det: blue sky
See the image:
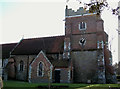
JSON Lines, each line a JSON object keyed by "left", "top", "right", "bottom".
{"left": 0, "top": 0, "right": 119, "bottom": 64}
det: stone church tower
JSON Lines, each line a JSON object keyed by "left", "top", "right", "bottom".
{"left": 63, "top": 6, "right": 112, "bottom": 83}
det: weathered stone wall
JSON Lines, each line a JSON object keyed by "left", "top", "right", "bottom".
{"left": 12, "top": 53, "right": 62, "bottom": 82}
{"left": 14, "top": 55, "right": 28, "bottom": 81}
{"left": 6, "top": 58, "right": 16, "bottom": 79}
{"left": 104, "top": 49, "right": 117, "bottom": 83}
{"left": 30, "top": 52, "right": 52, "bottom": 83}
{"left": 72, "top": 51, "right": 98, "bottom": 83}
{"left": 71, "top": 34, "right": 97, "bottom": 50}
{"left": 63, "top": 38, "right": 71, "bottom": 59}
{"left": 52, "top": 68, "right": 70, "bottom": 83}
{"left": 65, "top": 14, "right": 104, "bottom": 51}
{"left": 14, "top": 55, "right": 36, "bottom": 81}
{"left": 65, "top": 15, "right": 99, "bottom": 36}
{"left": 65, "top": 6, "right": 89, "bottom": 17}
{"left": 0, "top": 59, "right": 2, "bottom": 77}
{"left": 65, "top": 9, "right": 114, "bottom": 83}
{"left": 60, "top": 68, "right": 70, "bottom": 83}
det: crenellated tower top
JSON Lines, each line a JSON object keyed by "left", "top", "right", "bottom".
{"left": 65, "top": 5, "right": 90, "bottom": 17}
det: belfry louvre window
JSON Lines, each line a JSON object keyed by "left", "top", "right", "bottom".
{"left": 20, "top": 61, "right": 24, "bottom": 71}
{"left": 38, "top": 62, "right": 44, "bottom": 77}
{"left": 79, "top": 22, "right": 87, "bottom": 30}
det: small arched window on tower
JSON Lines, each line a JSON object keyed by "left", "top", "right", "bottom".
{"left": 38, "top": 62, "right": 44, "bottom": 77}
{"left": 79, "top": 22, "right": 87, "bottom": 30}
{"left": 20, "top": 60, "right": 24, "bottom": 71}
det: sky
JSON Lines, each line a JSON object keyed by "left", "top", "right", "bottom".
{"left": 0, "top": 0, "right": 119, "bottom": 64}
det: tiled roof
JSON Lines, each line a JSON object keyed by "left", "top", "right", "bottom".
{"left": 0, "top": 43, "right": 17, "bottom": 59}
{"left": 11, "top": 36, "right": 65, "bottom": 55}
{"left": 51, "top": 60, "right": 69, "bottom": 68}
{"left": 47, "top": 55, "right": 69, "bottom": 68}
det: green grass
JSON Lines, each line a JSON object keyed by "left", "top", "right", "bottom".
{"left": 3, "top": 80, "right": 40, "bottom": 87}
{"left": 3, "top": 80, "right": 90, "bottom": 88}
{"left": 3, "top": 80, "right": 120, "bottom": 89}
{"left": 89, "top": 84, "right": 120, "bottom": 87}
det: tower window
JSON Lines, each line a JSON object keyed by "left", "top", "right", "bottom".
{"left": 79, "top": 22, "right": 87, "bottom": 30}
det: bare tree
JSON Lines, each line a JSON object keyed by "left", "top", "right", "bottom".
{"left": 66, "top": 0, "right": 119, "bottom": 15}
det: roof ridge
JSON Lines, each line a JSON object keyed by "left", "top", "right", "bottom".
{"left": 23, "top": 35, "right": 65, "bottom": 40}
{"left": 10, "top": 39, "right": 23, "bottom": 55}
{"left": 11, "top": 35, "right": 64, "bottom": 55}
{"left": 0, "top": 42, "right": 17, "bottom": 45}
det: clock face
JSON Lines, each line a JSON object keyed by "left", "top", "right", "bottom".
{"left": 79, "top": 38, "right": 86, "bottom": 46}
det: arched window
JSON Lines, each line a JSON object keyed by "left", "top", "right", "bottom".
{"left": 79, "top": 22, "right": 87, "bottom": 30}
{"left": 38, "top": 62, "right": 44, "bottom": 77}
{"left": 20, "top": 60, "right": 24, "bottom": 71}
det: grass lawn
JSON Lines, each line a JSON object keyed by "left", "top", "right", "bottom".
{"left": 3, "top": 80, "right": 120, "bottom": 89}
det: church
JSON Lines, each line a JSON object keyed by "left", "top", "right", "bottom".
{"left": 2, "top": 6, "right": 116, "bottom": 84}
